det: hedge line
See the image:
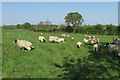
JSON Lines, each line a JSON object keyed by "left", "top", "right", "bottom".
{"left": 2, "top": 24, "right": 120, "bottom": 35}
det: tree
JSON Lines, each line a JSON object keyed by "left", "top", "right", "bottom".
{"left": 64, "top": 12, "right": 84, "bottom": 26}
{"left": 44, "top": 19, "right": 52, "bottom": 25}
{"left": 64, "top": 12, "right": 84, "bottom": 32}
{"left": 117, "top": 25, "right": 120, "bottom": 37}
{"left": 38, "top": 21, "right": 44, "bottom": 25}
{"left": 23, "top": 22, "right": 32, "bottom": 29}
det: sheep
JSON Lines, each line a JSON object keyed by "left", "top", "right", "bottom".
{"left": 49, "top": 36, "right": 58, "bottom": 43}
{"left": 61, "top": 34, "right": 66, "bottom": 37}
{"left": 84, "top": 38, "right": 89, "bottom": 44}
{"left": 39, "top": 36, "right": 46, "bottom": 43}
{"left": 76, "top": 42, "right": 82, "bottom": 48}
{"left": 55, "top": 38, "right": 65, "bottom": 43}
{"left": 66, "top": 35, "right": 70, "bottom": 37}
{"left": 106, "top": 43, "right": 120, "bottom": 56}
{"left": 13, "top": 39, "right": 34, "bottom": 50}
{"left": 85, "top": 35, "right": 88, "bottom": 37}
{"left": 88, "top": 36, "right": 96, "bottom": 41}
{"left": 40, "top": 33, "right": 43, "bottom": 35}
{"left": 93, "top": 43, "right": 101, "bottom": 52}
{"left": 49, "top": 36, "right": 58, "bottom": 39}
{"left": 72, "top": 37, "right": 74, "bottom": 41}
{"left": 113, "top": 38, "right": 120, "bottom": 45}
{"left": 89, "top": 38, "right": 100, "bottom": 45}
{"left": 61, "top": 34, "right": 70, "bottom": 37}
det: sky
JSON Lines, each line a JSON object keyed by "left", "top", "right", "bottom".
{"left": 2, "top": 2, "right": 118, "bottom": 25}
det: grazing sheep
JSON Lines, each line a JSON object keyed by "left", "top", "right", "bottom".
{"left": 113, "top": 38, "right": 120, "bottom": 45}
{"left": 61, "top": 34, "right": 66, "bottom": 37}
{"left": 84, "top": 38, "right": 89, "bottom": 44}
{"left": 85, "top": 35, "right": 88, "bottom": 37}
{"left": 76, "top": 42, "right": 82, "bottom": 48}
{"left": 88, "top": 36, "right": 92, "bottom": 40}
{"left": 13, "top": 39, "right": 34, "bottom": 50}
{"left": 55, "top": 38, "right": 65, "bottom": 43}
{"left": 49, "top": 36, "right": 58, "bottom": 43}
{"left": 66, "top": 35, "right": 70, "bottom": 37}
{"left": 40, "top": 33, "right": 43, "bottom": 35}
{"left": 39, "top": 36, "right": 46, "bottom": 43}
{"left": 61, "top": 34, "right": 70, "bottom": 37}
{"left": 72, "top": 37, "right": 74, "bottom": 40}
{"left": 89, "top": 38, "right": 99, "bottom": 45}
{"left": 88, "top": 36, "right": 96, "bottom": 40}
{"left": 106, "top": 43, "right": 120, "bottom": 56}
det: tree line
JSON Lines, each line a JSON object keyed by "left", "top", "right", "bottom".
{"left": 2, "top": 12, "right": 120, "bottom": 35}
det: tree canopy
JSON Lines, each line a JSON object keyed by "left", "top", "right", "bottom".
{"left": 64, "top": 12, "right": 84, "bottom": 27}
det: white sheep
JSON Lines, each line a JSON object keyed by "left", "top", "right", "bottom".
{"left": 90, "top": 38, "right": 99, "bottom": 45}
{"left": 40, "top": 33, "right": 43, "bottom": 35}
{"left": 49, "top": 36, "right": 58, "bottom": 43}
{"left": 61, "top": 34, "right": 66, "bottom": 37}
{"left": 76, "top": 42, "right": 82, "bottom": 48}
{"left": 66, "top": 35, "right": 70, "bottom": 37}
{"left": 72, "top": 37, "right": 74, "bottom": 40}
{"left": 84, "top": 38, "right": 89, "bottom": 44}
{"left": 55, "top": 38, "right": 65, "bottom": 43}
{"left": 85, "top": 35, "right": 88, "bottom": 37}
{"left": 61, "top": 34, "right": 70, "bottom": 37}
{"left": 39, "top": 36, "right": 46, "bottom": 43}
{"left": 13, "top": 39, "right": 34, "bottom": 50}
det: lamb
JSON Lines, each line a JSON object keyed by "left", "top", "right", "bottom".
{"left": 13, "top": 39, "right": 34, "bottom": 50}
{"left": 39, "top": 36, "right": 46, "bottom": 43}
{"left": 76, "top": 42, "right": 82, "bottom": 48}
{"left": 72, "top": 37, "right": 74, "bottom": 40}
{"left": 40, "top": 33, "right": 43, "bottom": 35}
{"left": 106, "top": 43, "right": 120, "bottom": 56}
{"left": 84, "top": 38, "right": 89, "bottom": 44}
{"left": 93, "top": 43, "right": 101, "bottom": 52}
{"left": 85, "top": 35, "right": 88, "bottom": 37}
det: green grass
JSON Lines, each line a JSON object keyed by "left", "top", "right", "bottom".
{"left": 0, "top": 27, "right": 2, "bottom": 79}
{"left": 2, "top": 29, "right": 120, "bottom": 78}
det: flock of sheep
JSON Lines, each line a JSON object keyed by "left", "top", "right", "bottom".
{"left": 13, "top": 33, "right": 120, "bottom": 57}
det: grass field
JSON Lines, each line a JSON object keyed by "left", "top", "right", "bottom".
{"left": 2, "top": 29, "right": 120, "bottom": 78}
{"left": 0, "top": 28, "right": 2, "bottom": 79}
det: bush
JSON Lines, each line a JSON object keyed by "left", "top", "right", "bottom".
{"left": 65, "top": 26, "right": 73, "bottom": 33}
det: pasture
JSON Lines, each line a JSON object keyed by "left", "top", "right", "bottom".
{"left": 2, "top": 29, "right": 120, "bottom": 78}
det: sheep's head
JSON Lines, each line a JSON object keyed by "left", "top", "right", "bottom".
{"left": 13, "top": 39, "right": 19, "bottom": 43}
{"left": 105, "top": 43, "right": 109, "bottom": 47}
{"left": 113, "top": 38, "right": 118, "bottom": 41}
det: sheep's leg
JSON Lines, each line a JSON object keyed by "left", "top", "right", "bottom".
{"left": 96, "top": 48, "right": 98, "bottom": 52}
{"left": 43, "top": 39, "right": 46, "bottom": 42}
{"left": 77, "top": 45, "right": 80, "bottom": 48}
{"left": 20, "top": 47, "right": 23, "bottom": 50}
